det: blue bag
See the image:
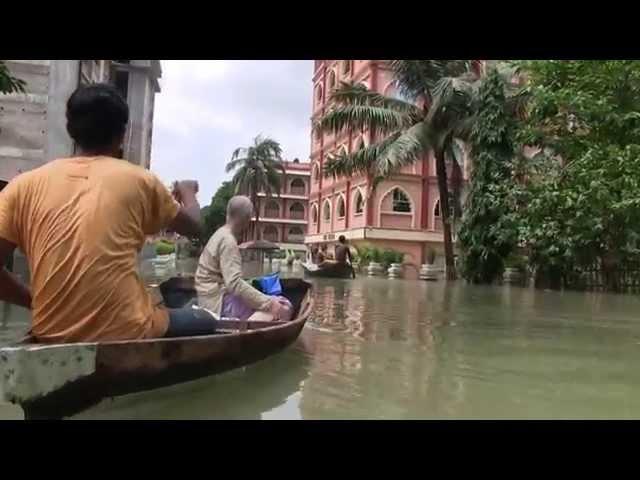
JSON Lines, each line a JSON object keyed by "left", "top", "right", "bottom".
{"left": 258, "top": 272, "right": 282, "bottom": 296}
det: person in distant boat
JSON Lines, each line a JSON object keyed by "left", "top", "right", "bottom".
{"left": 308, "top": 244, "right": 319, "bottom": 264}
{"left": 335, "top": 235, "right": 353, "bottom": 266}
{"left": 0, "top": 83, "right": 211, "bottom": 343}
{"left": 317, "top": 244, "right": 328, "bottom": 267}
{"left": 195, "top": 196, "right": 292, "bottom": 322}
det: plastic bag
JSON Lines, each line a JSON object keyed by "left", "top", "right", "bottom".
{"left": 257, "top": 272, "right": 282, "bottom": 296}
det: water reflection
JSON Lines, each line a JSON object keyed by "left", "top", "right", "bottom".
{"left": 5, "top": 260, "right": 640, "bottom": 419}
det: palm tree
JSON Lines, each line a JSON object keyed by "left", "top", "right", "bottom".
{"left": 316, "top": 60, "right": 524, "bottom": 280}
{"left": 226, "top": 135, "right": 285, "bottom": 240}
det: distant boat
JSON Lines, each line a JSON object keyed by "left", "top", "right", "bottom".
{"left": 302, "top": 262, "right": 355, "bottom": 279}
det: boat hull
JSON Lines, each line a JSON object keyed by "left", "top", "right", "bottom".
{"left": 302, "top": 263, "right": 355, "bottom": 279}
{"left": 0, "top": 278, "right": 312, "bottom": 419}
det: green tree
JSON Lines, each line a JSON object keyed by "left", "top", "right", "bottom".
{"left": 458, "top": 69, "right": 519, "bottom": 283}
{"left": 0, "top": 61, "right": 26, "bottom": 94}
{"left": 225, "top": 135, "right": 285, "bottom": 240}
{"left": 202, "top": 181, "right": 234, "bottom": 241}
{"left": 514, "top": 60, "right": 640, "bottom": 291}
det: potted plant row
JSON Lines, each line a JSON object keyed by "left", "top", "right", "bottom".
{"left": 420, "top": 249, "right": 439, "bottom": 281}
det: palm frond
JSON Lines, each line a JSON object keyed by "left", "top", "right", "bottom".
{"left": 225, "top": 156, "right": 248, "bottom": 173}
{"left": 376, "top": 121, "right": 433, "bottom": 177}
{"left": 329, "top": 82, "right": 422, "bottom": 115}
{"left": 323, "top": 132, "right": 403, "bottom": 179}
{"left": 316, "top": 104, "right": 415, "bottom": 136}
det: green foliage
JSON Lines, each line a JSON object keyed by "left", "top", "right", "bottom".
{"left": 354, "top": 245, "right": 372, "bottom": 265}
{"left": 155, "top": 240, "right": 176, "bottom": 255}
{"left": 226, "top": 135, "right": 285, "bottom": 200}
{"left": 225, "top": 135, "right": 285, "bottom": 240}
{"left": 509, "top": 61, "right": 640, "bottom": 291}
{"left": 370, "top": 247, "right": 383, "bottom": 264}
{"left": 458, "top": 69, "right": 519, "bottom": 284}
{"left": 0, "top": 61, "right": 26, "bottom": 94}
{"left": 202, "top": 181, "right": 234, "bottom": 241}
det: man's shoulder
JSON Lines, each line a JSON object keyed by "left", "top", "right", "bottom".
{"left": 209, "top": 226, "right": 237, "bottom": 248}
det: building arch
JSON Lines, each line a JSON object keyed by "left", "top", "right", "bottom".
{"left": 311, "top": 203, "right": 319, "bottom": 224}
{"left": 289, "top": 201, "right": 305, "bottom": 220}
{"left": 288, "top": 226, "right": 305, "bottom": 242}
{"left": 264, "top": 200, "right": 280, "bottom": 218}
{"left": 341, "top": 60, "right": 351, "bottom": 76}
{"left": 432, "top": 198, "right": 442, "bottom": 231}
{"left": 262, "top": 225, "right": 279, "bottom": 242}
{"left": 353, "top": 187, "right": 365, "bottom": 215}
{"left": 315, "top": 83, "right": 323, "bottom": 104}
{"left": 336, "top": 193, "right": 346, "bottom": 219}
{"left": 290, "top": 178, "right": 306, "bottom": 196}
{"left": 322, "top": 199, "right": 332, "bottom": 223}
{"left": 328, "top": 69, "right": 337, "bottom": 91}
{"left": 312, "top": 162, "right": 320, "bottom": 183}
{"left": 378, "top": 185, "right": 415, "bottom": 228}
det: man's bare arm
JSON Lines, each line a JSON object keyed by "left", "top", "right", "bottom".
{"left": 169, "top": 181, "right": 202, "bottom": 239}
{"left": 0, "top": 237, "right": 31, "bottom": 309}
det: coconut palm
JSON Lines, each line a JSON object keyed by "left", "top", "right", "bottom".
{"left": 316, "top": 60, "right": 525, "bottom": 280}
{"left": 226, "top": 135, "right": 285, "bottom": 240}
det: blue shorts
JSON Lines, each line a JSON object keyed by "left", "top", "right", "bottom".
{"left": 164, "top": 306, "right": 217, "bottom": 337}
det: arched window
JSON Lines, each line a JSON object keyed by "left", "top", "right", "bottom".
{"left": 323, "top": 200, "right": 331, "bottom": 223}
{"left": 336, "top": 195, "right": 346, "bottom": 219}
{"left": 433, "top": 199, "right": 442, "bottom": 231}
{"left": 341, "top": 60, "right": 351, "bottom": 75}
{"left": 355, "top": 136, "right": 365, "bottom": 151}
{"left": 288, "top": 226, "right": 305, "bottom": 242}
{"left": 311, "top": 204, "right": 319, "bottom": 224}
{"left": 328, "top": 70, "right": 337, "bottom": 90}
{"left": 354, "top": 189, "right": 364, "bottom": 214}
{"left": 290, "top": 178, "right": 306, "bottom": 196}
{"left": 315, "top": 84, "right": 323, "bottom": 104}
{"left": 264, "top": 200, "right": 280, "bottom": 218}
{"left": 392, "top": 188, "right": 412, "bottom": 212}
{"left": 312, "top": 163, "right": 320, "bottom": 183}
{"left": 289, "top": 202, "right": 305, "bottom": 220}
{"left": 314, "top": 129, "right": 322, "bottom": 144}
{"left": 262, "top": 226, "right": 278, "bottom": 242}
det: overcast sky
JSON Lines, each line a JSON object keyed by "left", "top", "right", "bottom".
{"left": 150, "top": 60, "right": 313, "bottom": 204}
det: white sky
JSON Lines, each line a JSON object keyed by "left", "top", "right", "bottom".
{"left": 149, "top": 60, "right": 313, "bottom": 205}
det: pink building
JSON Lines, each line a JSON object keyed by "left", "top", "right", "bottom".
{"left": 250, "top": 159, "right": 310, "bottom": 255}
{"left": 305, "top": 60, "right": 470, "bottom": 276}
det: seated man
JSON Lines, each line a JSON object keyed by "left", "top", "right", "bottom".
{"left": 0, "top": 83, "right": 214, "bottom": 343}
{"left": 195, "top": 196, "right": 291, "bottom": 322}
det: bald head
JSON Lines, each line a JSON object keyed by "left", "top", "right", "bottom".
{"left": 227, "top": 195, "right": 254, "bottom": 222}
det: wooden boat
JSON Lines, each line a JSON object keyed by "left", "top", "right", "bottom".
{"left": 0, "top": 277, "right": 312, "bottom": 420}
{"left": 302, "top": 262, "right": 355, "bottom": 279}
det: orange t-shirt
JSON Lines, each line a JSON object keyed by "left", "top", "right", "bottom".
{"left": 0, "top": 156, "right": 180, "bottom": 343}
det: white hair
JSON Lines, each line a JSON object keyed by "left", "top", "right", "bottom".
{"left": 226, "top": 195, "right": 254, "bottom": 221}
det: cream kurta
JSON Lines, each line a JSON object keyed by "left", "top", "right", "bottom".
{"left": 195, "top": 225, "right": 271, "bottom": 315}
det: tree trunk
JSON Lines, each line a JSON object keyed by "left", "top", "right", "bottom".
{"left": 253, "top": 195, "right": 260, "bottom": 241}
{"left": 435, "top": 149, "right": 456, "bottom": 280}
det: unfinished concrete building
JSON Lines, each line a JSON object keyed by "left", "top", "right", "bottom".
{"left": 0, "top": 60, "right": 162, "bottom": 190}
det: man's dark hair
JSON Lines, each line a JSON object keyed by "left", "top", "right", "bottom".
{"left": 66, "top": 83, "right": 129, "bottom": 151}
{"left": 338, "top": 235, "right": 346, "bottom": 243}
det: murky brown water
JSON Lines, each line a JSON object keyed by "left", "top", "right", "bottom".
{"left": 4, "top": 260, "right": 640, "bottom": 419}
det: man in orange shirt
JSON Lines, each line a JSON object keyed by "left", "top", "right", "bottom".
{"left": 0, "top": 83, "right": 215, "bottom": 343}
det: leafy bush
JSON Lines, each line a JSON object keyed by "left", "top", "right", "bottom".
{"left": 370, "top": 247, "right": 383, "bottom": 264}
{"left": 155, "top": 240, "right": 176, "bottom": 255}
{"left": 504, "top": 254, "right": 526, "bottom": 270}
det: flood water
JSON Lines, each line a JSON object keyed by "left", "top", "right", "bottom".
{"left": 4, "top": 261, "right": 640, "bottom": 419}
